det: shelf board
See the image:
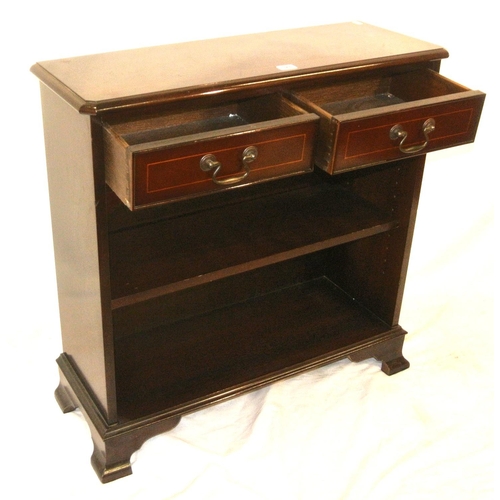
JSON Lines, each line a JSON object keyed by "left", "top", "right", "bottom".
{"left": 114, "top": 276, "right": 393, "bottom": 422}
{"left": 110, "top": 182, "right": 398, "bottom": 308}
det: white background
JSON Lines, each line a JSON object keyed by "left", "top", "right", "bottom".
{"left": 2, "top": 2, "right": 495, "bottom": 498}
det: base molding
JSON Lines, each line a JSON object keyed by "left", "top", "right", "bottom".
{"left": 55, "top": 326, "right": 409, "bottom": 482}
{"left": 348, "top": 329, "right": 410, "bottom": 375}
{"left": 55, "top": 354, "right": 181, "bottom": 483}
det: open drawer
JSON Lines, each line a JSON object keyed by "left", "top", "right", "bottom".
{"left": 289, "top": 69, "right": 485, "bottom": 174}
{"left": 103, "top": 94, "right": 318, "bottom": 209}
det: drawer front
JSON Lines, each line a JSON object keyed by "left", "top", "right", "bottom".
{"left": 103, "top": 93, "right": 319, "bottom": 210}
{"left": 289, "top": 70, "right": 485, "bottom": 174}
{"left": 332, "top": 93, "right": 484, "bottom": 172}
{"left": 131, "top": 119, "right": 317, "bottom": 208}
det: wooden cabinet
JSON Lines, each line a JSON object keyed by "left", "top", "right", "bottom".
{"left": 32, "top": 22, "right": 485, "bottom": 483}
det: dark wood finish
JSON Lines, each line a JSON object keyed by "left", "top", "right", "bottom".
{"left": 108, "top": 179, "right": 398, "bottom": 301}
{"left": 323, "top": 158, "right": 426, "bottom": 326}
{"left": 290, "top": 69, "right": 485, "bottom": 173}
{"left": 55, "top": 354, "right": 181, "bottom": 483}
{"left": 113, "top": 277, "right": 406, "bottom": 421}
{"left": 39, "top": 84, "right": 117, "bottom": 422}
{"left": 103, "top": 95, "right": 318, "bottom": 209}
{"left": 32, "top": 23, "right": 484, "bottom": 482}
{"left": 31, "top": 23, "right": 448, "bottom": 114}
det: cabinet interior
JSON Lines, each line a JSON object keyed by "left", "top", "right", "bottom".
{"left": 107, "top": 159, "right": 417, "bottom": 423}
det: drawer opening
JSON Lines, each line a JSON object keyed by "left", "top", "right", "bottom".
{"left": 106, "top": 93, "right": 310, "bottom": 146}
{"left": 322, "top": 92, "right": 404, "bottom": 115}
{"left": 291, "top": 69, "right": 469, "bottom": 116}
{"left": 121, "top": 113, "right": 247, "bottom": 145}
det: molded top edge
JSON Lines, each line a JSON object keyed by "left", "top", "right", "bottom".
{"left": 31, "top": 22, "right": 448, "bottom": 115}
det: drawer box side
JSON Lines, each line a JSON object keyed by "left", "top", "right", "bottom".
{"left": 103, "top": 124, "right": 134, "bottom": 210}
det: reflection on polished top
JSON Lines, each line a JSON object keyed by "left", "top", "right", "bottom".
{"left": 31, "top": 22, "right": 448, "bottom": 113}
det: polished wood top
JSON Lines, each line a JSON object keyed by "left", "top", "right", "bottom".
{"left": 31, "top": 22, "right": 448, "bottom": 114}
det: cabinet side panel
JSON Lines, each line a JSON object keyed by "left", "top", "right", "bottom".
{"left": 326, "top": 158, "right": 425, "bottom": 326}
{"left": 40, "top": 84, "right": 116, "bottom": 421}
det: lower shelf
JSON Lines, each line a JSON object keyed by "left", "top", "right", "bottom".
{"left": 114, "top": 276, "right": 397, "bottom": 422}
{"left": 56, "top": 312, "right": 408, "bottom": 482}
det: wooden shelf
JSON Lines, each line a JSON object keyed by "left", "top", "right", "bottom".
{"left": 109, "top": 180, "right": 398, "bottom": 307}
{"left": 114, "top": 276, "right": 393, "bottom": 422}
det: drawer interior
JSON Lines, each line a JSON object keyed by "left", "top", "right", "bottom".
{"left": 105, "top": 93, "right": 310, "bottom": 145}
{"left": 291, "top": 69, "right": 470, "bottom": 116}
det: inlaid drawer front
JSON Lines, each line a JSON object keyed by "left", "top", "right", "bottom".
{"left": 289, "top": 69, "right": 485, "bottom": 174}
{"left": 103, "top": 94, "right": 318, "bottom": 210}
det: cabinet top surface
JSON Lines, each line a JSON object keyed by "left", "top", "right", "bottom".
{"left": 31, "top": 22, "right": 447, "bottom": 114}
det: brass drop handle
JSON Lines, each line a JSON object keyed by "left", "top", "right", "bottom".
{"left": 390, "top": 118, "right": 436, "bottom": 154}
{"left": 200, "top": 146, "right": 258, "bottom": 186}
